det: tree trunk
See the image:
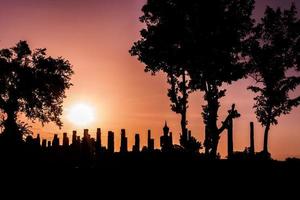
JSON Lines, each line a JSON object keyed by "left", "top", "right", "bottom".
{"left": 263, "top": 122, "right": 271, "bottom": 154}
{"left": 3, "top": 108, "right": 21, "bottom": 143}
{"left": 203, "top": 83, "right": 236, "bottom": 159}
{"left": 181, "top": 71, "right": 188, "bottom": 143}
{"left": 204, "top": 92, "right": 219, "bottom": 158}
{"left": 181, "top": 111, "right": 187, "bottom": 143}
{"left": 210, "top": 132, "right": 220, "bottom": 158}
{"left": 204, "top": 126, "right": 210, "bottom": 155}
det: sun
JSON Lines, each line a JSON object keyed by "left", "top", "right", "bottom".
{"left": 67, "top": 103, "right": 95, "bottom": 127}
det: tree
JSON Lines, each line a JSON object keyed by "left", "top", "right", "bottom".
{"left": 167, "top": 71, "right": 190, "bottom": 146}
{"left": 184, "top": 0, "right": 254, "bottom": 157}
{"left": 130, "top": 0, "right": 254, "bottom": 157}
{"left": 0, "top": 41, "right": 73, "bottom": 144}
{"left": 130, "top": 0, "right": 193, "bottom": 146}
{"left": 248, "top": 4, "right": 300, "bottom": 155}
{"left": 179, "top": 130, "right": 203, "bottom": 154}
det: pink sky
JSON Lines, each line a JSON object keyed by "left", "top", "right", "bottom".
{"left": 0, "top": 0, "right": 300, "bottom": 159}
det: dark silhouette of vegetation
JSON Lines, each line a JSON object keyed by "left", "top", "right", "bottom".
{"left": 185, "top": 0, "right": 254, "bottom": 158}
{"left": 0, "top": 0, "right": 299, "bottom": 170}
{"left": 0, "top": 41, "right": 73, "bottom": 144}
{"left": 130, "top": 0, "right": 193, "bottom": 147}
{"left": 248, "top": 4, "right": 300, "bottom": 155}
{"left": 131, "top": 0, "right": 255, "bottom": 158}
{"left": 179, "top": 131, "right": 202, "bottom": 154}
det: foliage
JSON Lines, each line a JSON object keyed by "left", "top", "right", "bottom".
{"left": 0, "top": 41, "right": 73, "bottom": 141}
{"left": 248, "top": 4, "right": 300, "bottom": 152}
{"left": 184, "top": 0, "right": 254, "bottom": 157}
{"left": 130, "top": 0, "right": 255, "bottom": 157}
{"left": 130, "top": 0, "right": 192, "bottom": 145}
{"left": 179, "top": 134, "right": 203, "bottom": 153}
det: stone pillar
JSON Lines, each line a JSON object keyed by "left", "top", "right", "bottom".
{"left": 108, "top": 131, "right": 114, "bottom": 153}
{"left": 42, "top": 139, "right": 47, "bottom": 149}
{"left": 63, "top": 132, "right": 69, "bottom": 147}
{"left": 84, "top": 129, "right": 89, "bottom": 139}
{"left": 250, "top": 122, "right": 255, "bottom": 155}
{"left": 120, "top": 129, "right": 128, "bottom": 153}
{"left": 133, "top": 133, "right": 140, "bottom": 152}
{"left": 36, "top": 134, "right": 41, "bottom": 146}
{"left": 147, "top": 130, "right": 154, "bottom": 151}
{"left": 72, "top": 131, "right": 77, "bottom": 145}
{"left": 52, "top": 134, "right": 59, "bottom": 148}
{"left": 96, "top": 128, "right": 102, "bottom": 150}
{"left": 227, "top": 118, "right": 233, "bottom": 158}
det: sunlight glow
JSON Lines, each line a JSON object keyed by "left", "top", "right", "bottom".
{"left": 67, "top": 103, "right": 95, "bottom": 127}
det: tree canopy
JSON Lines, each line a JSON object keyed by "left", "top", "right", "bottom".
{"left": 0, "top": 41, "right": 73, "bottom": 143}
{"left": 131, "top": 0, "right": 255, "bottom": 157}
{"left": 130, "top": 0, "right": 193, "bottom": 148}
{"left": 131, "top": 0, "right": 300, "bottom": 158}
{"left": 248, "top": 4, "right": 300, "bottom": 154}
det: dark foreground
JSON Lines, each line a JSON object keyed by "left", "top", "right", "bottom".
{"left": 1, "top": 147, "right": 299, "bottom": 176}
{"left": 0, "top": 148, "right": 299, "bottom": 197}
{"left": 1, "top": 140, "right": 299, "bottom": 186}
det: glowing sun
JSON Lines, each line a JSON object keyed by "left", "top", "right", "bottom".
{"left": 67, "top": 103, "right": 95, "bottom": 126}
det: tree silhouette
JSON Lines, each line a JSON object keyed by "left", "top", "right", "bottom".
{"left": 167, "top": 72, "right": 190, "bottom": 146}
{"left": 130, "top": 0, "right": 254, "bottom": 157}
{"left": 184, "top": 0, "right": 254, "bottom": 157}
{"left": 179, "top": 132, "right": 202, "bottom": 154}
{"left": 0, "top": 41, "right": 73, "bottom": 143}
{"left": 248, "top": 4, "right": 300, "bottom": 155}
{"left": 130, "top": 0, "right": 192, "bottom": 146}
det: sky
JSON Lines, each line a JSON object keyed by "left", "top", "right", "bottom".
{"left": 0, "top": 0, "right": 300, "bottom": 160}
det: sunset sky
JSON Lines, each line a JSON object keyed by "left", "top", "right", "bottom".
{"left": 1, "top": 0, "right": 300, "bottom": 159}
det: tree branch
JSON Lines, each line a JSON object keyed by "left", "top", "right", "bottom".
{"left": 218, "top": 104, "right": 240, "bottom": 135}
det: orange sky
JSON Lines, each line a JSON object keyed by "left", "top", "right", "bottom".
{"left": 0, "top": 0, "right": 300, "bottom": 159}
